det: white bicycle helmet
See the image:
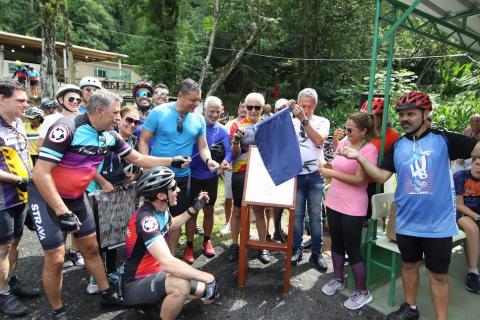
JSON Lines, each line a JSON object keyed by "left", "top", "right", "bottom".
{"left": 55, "top": 84, "right": 82, "bottom": 99}
{"left": 79, "top": 77, "right": 102, "bottom": 89}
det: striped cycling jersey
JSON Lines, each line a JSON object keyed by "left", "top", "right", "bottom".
{"left": 38, "top": 113, "right": 132, "bottom": 199}
{"left": 124, "top": 202, "right": 172, "bottom": 282}
{"left": 0, "top": 117, "right": 31, "bottom": 209}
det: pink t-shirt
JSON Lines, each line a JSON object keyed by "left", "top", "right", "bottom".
{"left": 324, "top": 139, "right": 378, "bottom": 217}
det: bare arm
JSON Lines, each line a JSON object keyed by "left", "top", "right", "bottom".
{"left": 148, "top": 236, "right": 214, "bottom": 283}
{"left": 319, "top": 163, "right": 367, "bottom": 186}
{"left": 0, "top": 170, "right": 23, "bottom": 184}
{"left": 138, "top": 128, "right": 154, "bottom": 155}
{"left": 36, "top": 137, "right": 45, "bottom": 152}
{"left": 303, "top": 121, "right": 327, "bottom": 146}
{"left": 92, "top": 172, "right": 114, "bottom": 193}
{"left": 124, "top": 149, "right": 174, "bottom": 169}
{"left": 456, "top": 195, "right": 480, "bottom": 219}
{"left": 340, "top": 146, "right": 393, "bottom": 184}
{"left": 32, "top": 160, "right": 69, "bottom": 215}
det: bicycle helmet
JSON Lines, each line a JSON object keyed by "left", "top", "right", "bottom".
{"left": 40, "top": 100, "right": 58, "bottom": 110}
{"left": 137, "top": 166, "right": 175, "bottom": 198}
{"left": 395, "top": 92, "right": 432, "bottom": 111}
{"left": 133, "top": 81, "right": 153, "bottom": 97}
{"left": 210, "top": 143, "right": 225, "bottom": 163}
{"left": 25, "top": 107, "right": 43, "bottom": 119}
{"left": 15, "top": 60, "right": 22, "bottom": 67}
{"left": 79, "top": 77, "right": 102, "bottom": 89}
{"left": 55, "top": 84, "right": 82, "bottom": 100}
{"left": 360, "top": 98, "right": 384, "bottom": 115}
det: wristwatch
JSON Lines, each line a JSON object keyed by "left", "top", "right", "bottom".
{"left": 301, "top": 119, "right": 309, "bottom": 126}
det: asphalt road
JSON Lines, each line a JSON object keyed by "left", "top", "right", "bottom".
{"left": 2, "top": 228, "right": 385, "bottom": 320}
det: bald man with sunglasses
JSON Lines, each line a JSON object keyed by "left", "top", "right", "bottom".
{"left": 139, "top": 79, "right": 219, "bottom": 256}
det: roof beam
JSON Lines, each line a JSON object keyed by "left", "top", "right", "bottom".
{"left": 442, "top": 9, "right": 480, "bottom": 21}
{"left": 380, "top": 0, "right": 422, "bottom": 44}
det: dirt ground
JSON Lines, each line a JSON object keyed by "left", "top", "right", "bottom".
{"left": 1, "top": 221, "right": 385, "bottom": 320}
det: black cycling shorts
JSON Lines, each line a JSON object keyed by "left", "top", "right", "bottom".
{"left": 396, "top": 233, "right": 452, "bottom": 274}
{"left": 231, "top": 172, "right": 246, "bottom": 208}
{"left": 190, "top": 176, "right": 218, "bottom": 206}
{"left": 169, "top": 175, "right": 191, "bottom": 217}
{"left": 0, "top": 204, "right": 26, "bottom": 245}
{"left": 27, "top": 183, "right": 97, "bottom": 250}
{"left": 123, "top": 272, "right": 167, "bottom": 306}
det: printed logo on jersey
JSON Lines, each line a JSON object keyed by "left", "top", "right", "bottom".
{"left": 48, "top": 125, "right": 69, "bottom": 143}
{"left": 403, "top": 144, "right": 433, "bottom": 194}
{"left": 141, "top": 216, "right": 159, "bottom": 233}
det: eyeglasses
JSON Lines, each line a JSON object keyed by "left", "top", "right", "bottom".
{"left": 300, "top": 125, "right": 306, "bottom": 139}
{"left": 136, "top": 91, "right": 153, "bottom": 98}
{"left": 84, "top": 87, "right": 98, "bottom": 93}
{"left": 177, "top": 116, "right": 183, "bottom": 133}
{"left": 246, "top": 105, "right": 262, "bottom": 111}
{"left": 155, "top": 91, "right": 169, "bottom": 98}
{"left": 67, "top": 97, "right": 82, "bottom": 104}
{"left": 124, "top": 116, "right": 140, "bottom": 126}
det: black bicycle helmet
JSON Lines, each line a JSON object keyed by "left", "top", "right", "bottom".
{"left": 210, "top": 143, "right": 225, "bottom": 163}
{"left": 40, "top": 100, "right": 58, "bottom": 110}
{"left": 137, "top": 166, "right": 175, "bottom": 198}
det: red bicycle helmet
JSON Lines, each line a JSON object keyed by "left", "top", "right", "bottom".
{"left": 132, "top": 81, "right": 153, "bottom": 97}
{"left": 395, "top": 92, "right": 432, "bottom": 111}
{"left": 360, "top": 98, "right": 384, "bottom": 115}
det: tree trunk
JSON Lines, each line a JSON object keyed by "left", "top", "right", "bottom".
{"left": 198, "top": 0, "right": 220, "bottom": 92}
{"left": 61, "top": 3, "right": 75, "bottom": 83}
{"left": 206, "top": 23, "right": 264, "bottom": 97}
{"left": 39, "top": 0, "right": 59, "bottom": 99}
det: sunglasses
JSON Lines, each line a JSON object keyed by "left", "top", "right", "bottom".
{"left": 177, "top": 116, "right": 183, "bottom": 133}
{"left": 84, "top": 87, "right": 98, "bottom": 93}
{"left": 155, "top": 91, "right": 169, "bottom": 98}
{"left": 343, "top": 126, "right": 357, "bottom": 134}
{"left": 67, "top": 97, "right": 82, "bottom": 104}
{"left": 136, "top": 91, "right": 153, "bottom": 98}
{"left": 246, "top": 105, "right": 262, "bottom": 111}
{"left": 124, "top": 116, "right": 140, "bottom": 126}
{"left": 300, "top": 124, "right": 306, "bottom": 139}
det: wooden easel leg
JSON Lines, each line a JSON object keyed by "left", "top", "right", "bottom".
{"left": 283, "top": 208, "right": 295, "bottom": 293}
{"left": 238, "top": 205, "right": 249, "bottom": 288}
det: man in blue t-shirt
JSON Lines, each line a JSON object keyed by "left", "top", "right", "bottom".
{"left": 453, "top": 157, "right": 480, "bottom": 294}
{"left": 184, "top": 96, "right": 231, "bottom": 264}
{"left": 139, "top": 78, "right": 220, "bottom": 255}
{"left": 342, "top": 92, "right": 479, "bottom": 320}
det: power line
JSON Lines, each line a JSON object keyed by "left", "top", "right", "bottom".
{"left": 63, "top": 17, "right": 470, "bottom": 62}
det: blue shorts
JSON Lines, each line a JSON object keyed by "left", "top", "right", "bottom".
{"left": 28, "top": 184, "right": 97, "bottom": 250}
{"left": 0, "top": 204, "right": 27, "bottom": 245}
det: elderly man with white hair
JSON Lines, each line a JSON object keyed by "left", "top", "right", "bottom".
{"left": 290, "top": 88, "right": 330, "bottom": 271}
{"left": 184, "top": 96, "right": 232, "bottom": 264}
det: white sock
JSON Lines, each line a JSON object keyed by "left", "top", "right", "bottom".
{"left": 409, "top": 304, "right": 417, "bottom": 309}
{"left": 468, "top": 268, "right": 479, "bottom": 275}
{"left": 0, "top": 286, "right": 10, "bottom": 295}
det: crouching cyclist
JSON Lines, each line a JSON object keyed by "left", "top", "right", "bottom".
{"left": 123, "top": 166, "right": 219, "bottom": 320}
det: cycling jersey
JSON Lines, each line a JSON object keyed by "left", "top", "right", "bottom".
{"left": 38, "top": 113, "right": 132, "bottom": 199}
{"left": 453, "top": 169, "right": 480, "bottom": 213}
{"left": 0, "top": 117, "right": 31, "bottom": 210}
{"left": 381, "top": 129, "right": 476, "bottom": 238}
{"left": 124, "top": 202, "right": 172, "bottom": 282}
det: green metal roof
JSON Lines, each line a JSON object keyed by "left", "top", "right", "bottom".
{"left": 385, "top": 0, "right": 480, "bottom": 55}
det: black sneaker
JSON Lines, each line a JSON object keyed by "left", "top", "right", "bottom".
{"left": 100, "top": 290, "right": 124, "bottom": 308}
{"left": 228, "top": 243, "right": 240, "bottom": 262}
{"left": 0, "top": 293, "right": 28, "bottom": 317}
{"left": 9, "top": 276, "right": 41, "bottom": 298}
{"left": 465, "top": 272, "right": 480, "bottom": 293}
{"left": 51, "top": 310, "right": 68, "bottom": 320}
{"left": 273, "top": 230, "right": 287, "bottom": 243}
{"left": 291, "top": 249, "right": 303, "bottom": 265}
{"left": 386, "top": 303, "right": 419, "bottom": 320}
{"left": 309, "top": 253, "right": 328, "bottom": 272}
{"left": 258, "top": 250, "right": 271, "bottom": 264}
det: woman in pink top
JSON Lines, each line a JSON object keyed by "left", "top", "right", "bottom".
{"left": 318, "top": 112, "right": 378, "bottom": 310}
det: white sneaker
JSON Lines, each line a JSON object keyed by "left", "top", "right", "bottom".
{"left": 220, "top": 223, "right": 231, "bottom": 235}
{"left": 86, "top": 275, "right": 99, "bottom": 295}
{"left": 73, "top": 251, "right": 85, "bottom": 267}
{"left": 343, "top": 290, "right": 373, "bottom": 310}
{"left": 321, "top": 278, "right": 345, "bottom": 296}
{"left": 63, "top": 251, "right": 74, "bottom": 269}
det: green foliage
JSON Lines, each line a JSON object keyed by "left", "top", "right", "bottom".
{"left": 319, "top": 105, "right": 358, "bottom": 134}
{"left": 431, "top": 93, "right": 480, "bottom": 133}
{"left": 439, "top": 62, "right": 479, "bottom": 99}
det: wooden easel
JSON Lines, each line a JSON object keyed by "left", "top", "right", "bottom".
{"left": 237, "top": 146, "right": 296, "bottom": 293}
